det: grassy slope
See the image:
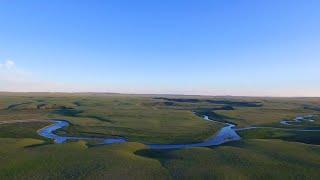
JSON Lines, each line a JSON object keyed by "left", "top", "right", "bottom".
{"left": 1, "top": 138, "right": 319, "bottom": 179}
{"left": 0, "top": 138, "right": 170, "bottom": 180}
{"left": 138, "top": 139, "right": 320, "bottom": 179}
{"left": 0, "top": 121, "right": 50, "bottom": 140}
{"left": 238, "top": 128, "right": 320, "bottom": 145}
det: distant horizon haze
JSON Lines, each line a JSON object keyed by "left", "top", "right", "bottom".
{"left": 0, "top": 90, "right": 319, "bottom": 98}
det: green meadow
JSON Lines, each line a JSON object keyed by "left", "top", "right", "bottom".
{"left": 1, "top": 92, "right": 320, "bottom": 179}
{"left": 1, "top": 138, "right": 320, "bottom": 180}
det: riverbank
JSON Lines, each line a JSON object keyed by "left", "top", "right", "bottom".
{"left": 37, "top": 114, "right": 320, "bottom": 149}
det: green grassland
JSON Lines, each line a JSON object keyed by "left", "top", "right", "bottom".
{"left": 0, "top": 93, "right": 224, "bottom": 143}
{"left": 138, "top": 139, "right": 320, "bottom": 179}
{"left": 0, "top": 138, "right": 170, "bottom": 180}
{"left": 215, "top": 97, "right": 320, "bottom": 127}
{"left": 1, "top": 92, "right": 320, "bottom": 179}
{"left": 0, "top": 138, "right": 319, "bottom": 179}
{"left": 0, "top": 121, "right": 50, "bottom": 140}
{"left": 238, "top": 128, "right": 320, "bottom": 145}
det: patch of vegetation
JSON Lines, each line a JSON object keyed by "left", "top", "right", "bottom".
{"left": 238, "top": 128, "right": 320, "bottom": 145}
{"left": 53, "top": 108, "right": 83, "bottom": 117}
{"left": 154, "top": 97, "right": 201, "bottom": 103}
{"left": 205, "top": 100, "right": 263, "bottom": 107}
{"left": 6, "top": 102, "right": 33, "bottom": 110}
{"left": 194, "top": 108, "right": 236, "bottom": 124}
{"left": 304, "top": 105, "right": 320, "bottom": 111}
{"left": 154, "top": 97, "right": 263, "bottom": 107}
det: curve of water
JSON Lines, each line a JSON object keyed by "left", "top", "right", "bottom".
{"left": 36, "top": 114, "right": 319, "bottom": 149}
{"left": 280, "top": 115, "right": 315, "bottom": 125}
{"left": 37, "top": 115, "right": 242, "bottom": 149}
{"left": 148, "top": 123, "right": 241, "bottom": 149}
{"left": 37, "top": 120, "right": 126, "bottom": 144}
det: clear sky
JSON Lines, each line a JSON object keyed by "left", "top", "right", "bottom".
{"left": 0, "top": 0, "right": 320, "bottom": 96}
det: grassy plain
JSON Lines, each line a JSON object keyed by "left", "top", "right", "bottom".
{"left": 1, "top": 92, "right": 320, "bottom": 179}
{"left": 0, "top": 138, "right": 320, "bottom": 179}
{"left": 238, "top": 128, "right": 320, "bottom": 145}
{"left": 0, "top": 93, "right": 223, "bottom": 143}
{"left": 0, "top": 121, "right": 50, "bottom": 140}
{"left": 0, "top": 138, "right": 169, "bottom": 180}
{"left": 138, "top": 139, "right": 320, "bottom": 179}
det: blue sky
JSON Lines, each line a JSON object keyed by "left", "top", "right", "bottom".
{"left": 0, "top": 0, "right": 319, "bottom": 96}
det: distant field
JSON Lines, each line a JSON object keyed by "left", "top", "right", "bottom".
{"left": 0, "top": 93, "right": 224, "bottom": 143}
{"left": 1, "top": 92, "right": 320, "bottom": 179}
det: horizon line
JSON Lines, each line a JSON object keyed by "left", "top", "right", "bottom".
{"left": 1, "top": 91, "right": 319, "bottom": 98}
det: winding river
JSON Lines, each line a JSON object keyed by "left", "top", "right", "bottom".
{"left": 34, "top": 114, "right": 318, "bottom": 149}
{"left": 37, "top": 120, "right": 126, "bottom": 144}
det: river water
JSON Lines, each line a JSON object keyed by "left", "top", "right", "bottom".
{"left": 37, "top": 114, "right": 318, "bottom": 149}
{"left": 37, "top": 115, "right": 242, "bottom": 149}
{"left": 37, "top": 120, "right": 126, "bottom": 144}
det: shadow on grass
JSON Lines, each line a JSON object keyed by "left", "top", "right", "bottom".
{"left": 52, "top": 108, "right": 114, "bottom": 123}
{"left": 24, "top": 140, "right": 53, "bottom": 148}
{"left": 154, "top": 97, "right": 263, "bottom": 107}
{"left": 194, "top": 108, "right": 238, "bottom": 125}
{"left": 239, "top": 128, "right": 320, "bottom": 145}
